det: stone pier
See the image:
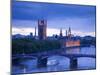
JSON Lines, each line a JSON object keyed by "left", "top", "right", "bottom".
{"left": 70, "top": 58, "right": 78, "bottom": 69}
{"left": 37, "top": 56, "right": 47, "bottom": 68}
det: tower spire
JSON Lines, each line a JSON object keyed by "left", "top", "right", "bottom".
{"left": 60, "top": 28, "right": 63, "bottom": 37}
{"left": 66, "top": 29, "right": 67, "bottom": 37}
{"left": 35, "top": 26, "right": 36, "bottom": 37}
{"left": 68, "top": 27, "right": 71, "bottom": 39}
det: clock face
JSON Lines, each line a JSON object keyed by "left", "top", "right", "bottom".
{"left": 39, "top": 20, "right": 45, "bottom": 25}
{"left": 41, "top": 20, "right": 44, "bottom": 24}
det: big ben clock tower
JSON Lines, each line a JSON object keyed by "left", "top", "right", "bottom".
{"left": 38, "top": 20, "right": 47, "bottom": 40}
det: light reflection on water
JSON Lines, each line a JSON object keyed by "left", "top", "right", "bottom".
{"left": 12, "top": 46, "right": 96, "bottom": 74}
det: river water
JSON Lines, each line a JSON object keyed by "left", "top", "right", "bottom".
{"left": 12, "top": 46, "right": 96, "bottom": 74}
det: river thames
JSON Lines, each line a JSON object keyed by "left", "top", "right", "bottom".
{"left": 12, "top": 46, "right": 96, "bottom": 74}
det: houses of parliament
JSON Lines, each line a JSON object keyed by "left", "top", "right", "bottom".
{"left": 37, "top": 19, "right": 80, "bottom": 48}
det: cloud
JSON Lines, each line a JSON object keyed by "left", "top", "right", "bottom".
{"left": 12, "top": 27, "right": 95, "bottom": 37}
{"left": 12, "top": 1, "right": 96, "bottom": 20}
{"left": 12, "top": 1, "right": 96, "bottom": 34}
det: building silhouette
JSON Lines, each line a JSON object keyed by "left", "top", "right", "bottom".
{"left": 60, "top": 28, "right": 63, "bottom": 38}
{"left": 66, "top": 29, "right": 68, "bottom": 37}
{"left": 38, "top": 20, "right": 47, "bottom": 40}
{"left": 60, "top": 27, "right": 80, "bottom": 48}
{"left": 30, "top": 32, "right": 33, "bottom": 37}
{"left": 68, "top": 27, "right": 71, "bottom": 39}
{"left": 34, "top": 26, "right": 36, "bottom": 37}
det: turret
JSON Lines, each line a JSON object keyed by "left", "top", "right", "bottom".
{"left": 60, "top": 28, "right": 63, "bottom": 37}
{"left": 68, "top": 27, "right": 71, "bottom": 39}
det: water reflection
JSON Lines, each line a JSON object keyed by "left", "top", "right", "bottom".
{"left": 12, "top": 46, "right": 96, "bottom": 74}
{"left": 65, "top": 47, "right": 80, "bottom": 54}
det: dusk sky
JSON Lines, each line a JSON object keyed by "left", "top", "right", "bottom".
{"left": 12, "top": 1, "right": 96, "bottom": 36}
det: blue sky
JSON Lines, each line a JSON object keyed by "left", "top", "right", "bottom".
{"left": 12, "top": 1, "right": 96, "bottom": 36}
